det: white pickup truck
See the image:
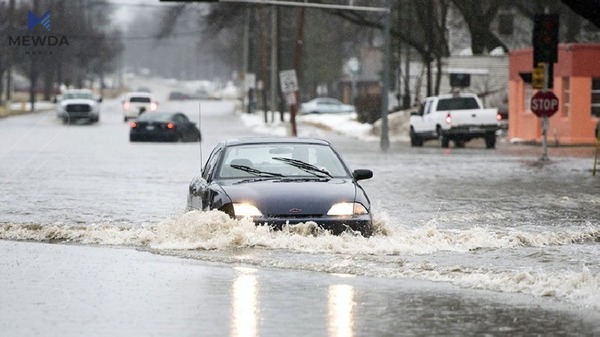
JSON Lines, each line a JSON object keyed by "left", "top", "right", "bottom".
{"left": 409, "top": 93, "right": 500, "bottom": 148}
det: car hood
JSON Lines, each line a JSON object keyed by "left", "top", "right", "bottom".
{"left": 61, "top": 99, "right": 96, "bottom": 106}
{"left": 219, "top": 178, "right": 358, "bottom": 215}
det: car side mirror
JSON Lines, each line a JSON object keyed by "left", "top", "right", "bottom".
{"left": 353, "top": 169, "right": 373, "bottom": 181}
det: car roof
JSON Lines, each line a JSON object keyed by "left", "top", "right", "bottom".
{"left": 126, "top": 92, "right": 154, "bottom": 97}
{"left": 435, "top": 93, "right": 478, "bottom": 99}
{"left": 219, "top": 137, "right": 331, "bottom": 147}
{"left": 312, "top": 97, "right": 339, "bottom": 102}
{"left": 136, "top": 111, "right": 180, "bottom": 119}
{"left": 63, "top": 89, "right": 93, "bottom": 93}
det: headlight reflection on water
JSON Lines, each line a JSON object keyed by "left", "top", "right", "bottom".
{"left": 231, "top": 267, "right": 357, "bottom": 337}
{"left": 328, "top": 284, "right": 356, "bottom": 337}
{"left": 232, "top": 267, "right": 259, "bottom": 337}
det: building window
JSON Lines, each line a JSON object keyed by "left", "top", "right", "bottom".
{"left": 562, "top": 77, "right": 570, "bottom": 117}
{"left": 592, "top": 78, "right": 600, "bottom": 117}
{"left": 524, "top": 85, "right": 532, "bottom": 113}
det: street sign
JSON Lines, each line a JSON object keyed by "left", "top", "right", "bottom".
{"left": 279, "top": 69, "right": 298, "bottom": 93}
{"left": 531, "top": 91, "right": 559, "bottom": 117}
{"left": 532, "top": 64, "right": 544, "bottom": 89}
{"left": 244, "top": 73, "right": 256, "bottom": 90}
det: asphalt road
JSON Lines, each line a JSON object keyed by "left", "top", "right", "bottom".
{"left": 1, "top": 80, "right": 599, "bottom": 336}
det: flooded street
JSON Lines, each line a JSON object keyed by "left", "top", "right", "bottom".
{"left": 1, "top": 82, "right": 599, "bottom": 336}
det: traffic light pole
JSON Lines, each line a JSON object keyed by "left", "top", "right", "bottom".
{"left": 541, "top": 62, "right": 549, "bottom": 162}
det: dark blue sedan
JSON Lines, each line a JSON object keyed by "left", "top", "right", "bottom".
{"left": 187, "top": 137, "right": 374, "bottom": 236}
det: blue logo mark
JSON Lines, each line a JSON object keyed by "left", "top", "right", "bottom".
{"left": 28, "top": 11, "right": 51, "bottom": 32}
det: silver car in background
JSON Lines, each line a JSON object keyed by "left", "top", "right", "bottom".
{"left": 299, "top": 97, "right": 356, "bottom": 114}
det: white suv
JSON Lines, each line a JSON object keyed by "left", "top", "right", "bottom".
{"left": 122, "top": 92, "right": 158, "bottom": 122}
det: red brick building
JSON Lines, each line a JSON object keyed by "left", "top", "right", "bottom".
{"left": 509, "top": 43, "right": 600, "bottom": 145}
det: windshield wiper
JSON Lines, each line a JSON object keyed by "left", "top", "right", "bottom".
{"left": 233, "top": 177, "right": 281, "bottom": 185}
{"left": 272, "top": 157, "right": 333, "bottom": 178}
{"left": 230, "top": 164, "right": 284, "bottom": 177}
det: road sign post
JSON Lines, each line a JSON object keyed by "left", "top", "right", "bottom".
{"left": 531, "top": 13, "right": 559, "bottom": 161}
{"left": 530, "top": 82, "right": 559, "bottom": 161}
{"left": 279, "top": 69, "right": 299, "bottom": 136}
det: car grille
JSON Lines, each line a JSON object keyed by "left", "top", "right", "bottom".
{"left": 66, "top": 104, "right": 91, "bottom": 113}
{"left": 266, "top": 214, "right": 323, "bottom": 219}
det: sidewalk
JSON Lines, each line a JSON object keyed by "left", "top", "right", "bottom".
{"left": 0, "top": 101, "right": 55, "bottom": 118}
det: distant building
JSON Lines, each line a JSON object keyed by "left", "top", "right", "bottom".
{"left": 509, "top": 43, "right": 600, "bottom": 145}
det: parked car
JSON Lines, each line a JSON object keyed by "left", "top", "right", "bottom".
{"left": 122, "top": 92, "right": 158, "bottom": 122}
{"left": 187, "top": 137, "right": 374, "bottom": 236}
{"left": 299, "top": 98, "right": 356, "bottom": 114}
{"left": 55, "top": 89, "right": 102, "bottom": 124}
{"left": 129, "top": 112, "right": 201, "bottom": 142}
{"left": 168, "top": 91, "right": 190, "bottom": 100}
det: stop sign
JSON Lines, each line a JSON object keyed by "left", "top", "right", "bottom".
{"left": 530, "top": 91, "right": 559, "bottom": 117}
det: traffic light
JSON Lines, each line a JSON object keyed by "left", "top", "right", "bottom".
{"left": 533, "top": 14, "right": 559, "bottom": 66}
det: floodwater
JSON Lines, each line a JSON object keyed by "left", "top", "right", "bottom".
{"left": 1, "top": 80, "right": 599, "bottom": 336}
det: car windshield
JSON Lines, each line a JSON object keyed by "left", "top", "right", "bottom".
{"left": 218, "top": 143, "right": 349, "bottom": 179}
{"left": 318, "top": 98, "right": 341, "bottom": 105}
{"left": 129, "top": 96, "right": 151, "bottom": 103}
{"left": 136, "top": 112, "right": 172, "bottom": 122}
{"left": 63, "top": 92, "right": 94, "bottom": 100}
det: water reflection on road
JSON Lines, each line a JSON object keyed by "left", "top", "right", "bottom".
{"left": 232, "top": 267, "right": 259, "bottom": 337}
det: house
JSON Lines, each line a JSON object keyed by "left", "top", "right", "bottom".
{"left": 509, "top": 43, "right": 600, "bottom": 145}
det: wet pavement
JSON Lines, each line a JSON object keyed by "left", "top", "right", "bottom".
{"left": 1, "top": 81, "right": 599, "bottom": 336}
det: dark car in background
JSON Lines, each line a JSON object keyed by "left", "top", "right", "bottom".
{"left": 187, "top": 137, "right": 374, "bottom": 236}
{"left": 129, "top": 112, "right": 201, "bottom": 142}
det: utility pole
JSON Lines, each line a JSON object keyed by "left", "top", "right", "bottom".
{"left": 380, "top": 0, "right": 390, "bottom": 151}
{"left": 270, "top": 6, "right": 278, "bottom": 122}
{"left": 6, "top": 0, "right": 16, "bottom": 103}
{"left": 162, "top": 0, "right": 390, "bottom": 149}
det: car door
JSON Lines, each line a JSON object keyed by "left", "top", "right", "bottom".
{"left": 412, "top": 99, "right": 433, "bottom": 133}
{"left": 174, "top": 114, "right": 195, "bottom": 141}
{"left": 188, "top": 145, "right": 222, "bottom": 210}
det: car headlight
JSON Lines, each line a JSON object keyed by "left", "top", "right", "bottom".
{"left": 232, "top": 203, "right": 263, "bottom": 218}
{"left": 327, "top": 202, "right": 368, "bottom": 216}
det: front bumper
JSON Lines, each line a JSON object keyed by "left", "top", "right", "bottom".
{"left": 65, "top": 112, "right": 97, "bottom": 119}
{"left": 252, "top": 215, "right": 373, "bottom": 236}
{"left": 444, "top": 125, "right": 498, "bottom": 136}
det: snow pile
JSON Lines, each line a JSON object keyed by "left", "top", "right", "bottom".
{"left": 239, "top": 109, "right": 413, "bottom": 141}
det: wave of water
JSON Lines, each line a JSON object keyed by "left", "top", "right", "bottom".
{"left": 1, "top": 210, "right": 599, "bottom": 311}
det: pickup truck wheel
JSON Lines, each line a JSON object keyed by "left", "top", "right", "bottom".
{"left": 441, "top": 135, "right": 450, "bottom": 148}
{"left": 485, "top": 133, "right": 496, "bottom": 149}
{"left": 410, "top": 128, "right": 423, "bottom": 147}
